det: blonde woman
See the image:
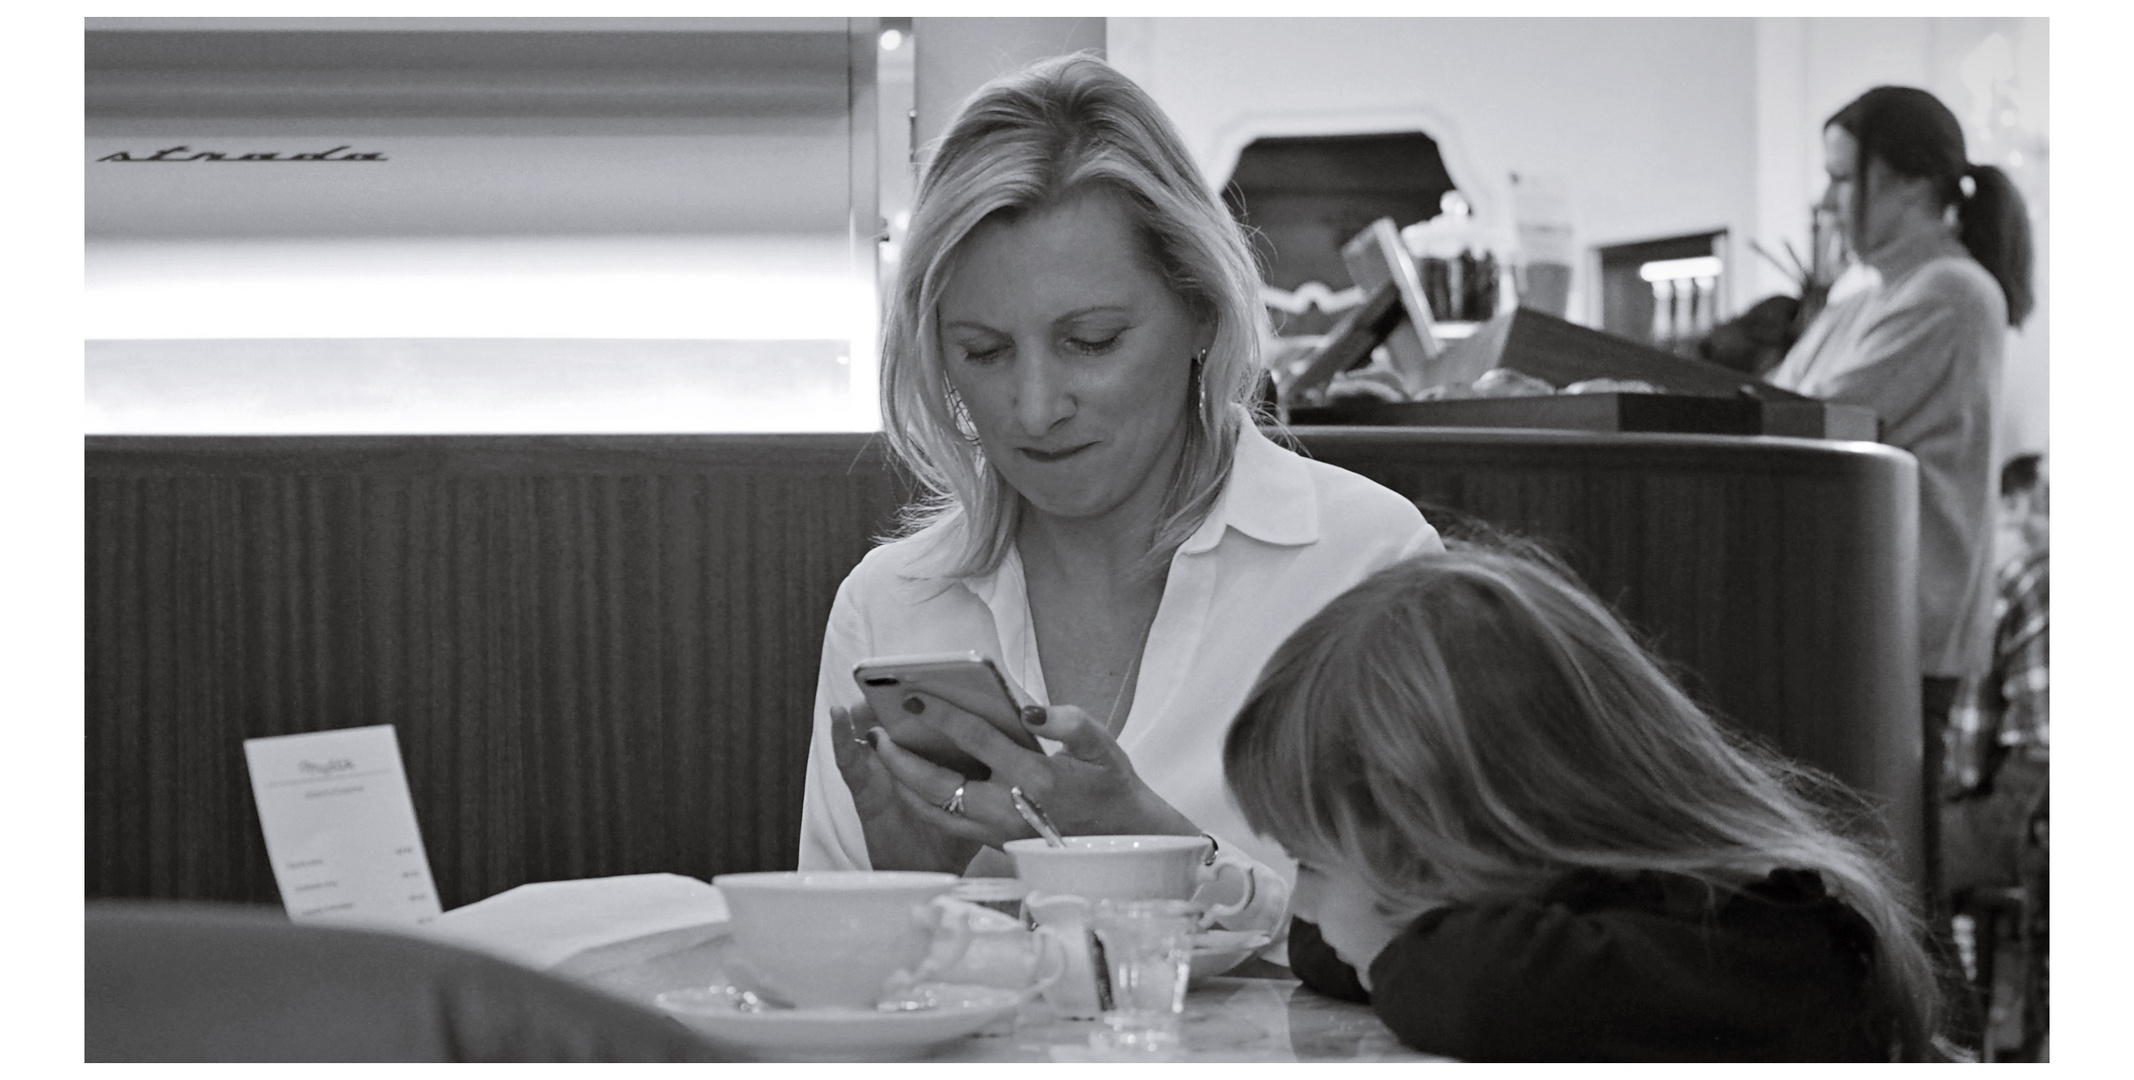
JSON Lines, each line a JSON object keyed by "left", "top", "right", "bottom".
{"left": 795, "top": 55, "right": 1440, "bottom": 937}
{"left": 1225, "top": 547, "right": 1941, "bottom": 1060}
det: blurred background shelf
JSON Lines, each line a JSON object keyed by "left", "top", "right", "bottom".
{"left": 1288, "top": 392, "right": 1876, "bottom": 440}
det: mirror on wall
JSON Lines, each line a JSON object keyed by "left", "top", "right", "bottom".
{"left": 86, "top": 17, "right": 901, "bottom": 434}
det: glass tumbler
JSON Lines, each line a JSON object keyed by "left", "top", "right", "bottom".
{"left": 1089, "top": 898, "right": 1197, "bottom": 1053}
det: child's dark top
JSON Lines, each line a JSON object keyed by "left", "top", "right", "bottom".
{"left": 1287, "top": 867, "right": 1895, "bottom": 1061}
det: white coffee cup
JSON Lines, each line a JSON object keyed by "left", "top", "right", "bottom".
{"left": 711, "top": 870, "right": 972, "bottom": 1010}
{"left": 1006, "top": 835, "right": 1261, "bottom": 1019}
{"left": 1004, "top": 835, "right": 1258, "bottom": 922}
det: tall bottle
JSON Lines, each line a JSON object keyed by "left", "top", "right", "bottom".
{"left": 1510, "top": 172, "right": 1575, "bottom": 318}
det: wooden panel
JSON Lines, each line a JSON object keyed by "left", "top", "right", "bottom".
{"left": 86, "top": 428, "right": 1923, "bottom": 908}
{"left": 86, "top": 436, "right": 912, "bottom": 909}
{"left": 1290, "top": 427, "right": 1924, "bottom": 891}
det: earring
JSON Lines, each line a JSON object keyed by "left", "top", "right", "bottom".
{"left": 1192, "top": 348, "right": 1210, "bottom": 415}
{"left": 946, "top": 386, "right": 981, "bottom": 443}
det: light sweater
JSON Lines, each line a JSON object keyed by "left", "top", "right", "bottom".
{"left": 1766, "top": 225, "right": 2006, "bottom": 678}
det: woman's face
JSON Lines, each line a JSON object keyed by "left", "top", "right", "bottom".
{"left": 1821, "top": 126, "right": 1934, "bottom": 255}
{"left": 934, "top": 188, "right": 1210, "bottom": 527}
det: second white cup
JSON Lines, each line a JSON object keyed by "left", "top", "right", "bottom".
{"left": 1004, "top": 835, "right": 1257, "bottom": 922}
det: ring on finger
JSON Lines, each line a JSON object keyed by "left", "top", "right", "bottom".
{"left": 941, "top": 783, "right": 967, "bottom": 815}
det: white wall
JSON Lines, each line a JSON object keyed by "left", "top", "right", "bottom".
{"left": 1110, "top": 17, "right": 1762, "bottom": 325}
{"left": 913, "top": 17, "right": 1105, "bottom": 151}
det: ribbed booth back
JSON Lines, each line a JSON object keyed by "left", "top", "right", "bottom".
{"left": 85, "top": 428, "right": 1920, "bottom": 910}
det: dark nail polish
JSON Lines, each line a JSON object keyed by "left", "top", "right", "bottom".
{"left": 1021, "top": 705, "right": 1047, "bottom": 727}
{"left": 860, "top": 727, "right": 879, "bottom": 748}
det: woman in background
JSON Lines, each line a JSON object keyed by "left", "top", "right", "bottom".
{"left": 1763, "top": 86, "right": 2033, "bottom": 943}
{"left": 795, "top": 54, "right": 1440, "bottom": 938}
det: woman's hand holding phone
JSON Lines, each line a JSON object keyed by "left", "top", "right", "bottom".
{"left": 855, "top": 699, "right": 1199, "bottom": 855}
{"left": 851, "top": 653, "right": 1041, "bottom": 781}
{"left": 828, "top": 701, "right": 984, "bottom": 875}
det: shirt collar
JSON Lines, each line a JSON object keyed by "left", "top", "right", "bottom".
{"left": 951, "top": 421, "right": 1320, "bottom": 604}
{"left": 1177, "top": 422, "right": 1319, "bottom": 555}
{"left": 1861, "top": 222, "right": 1967, "bottom": 284}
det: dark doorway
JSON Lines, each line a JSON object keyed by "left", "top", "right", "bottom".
{"left": 1223, "top": 132, "right": 1456, "bottom": 336}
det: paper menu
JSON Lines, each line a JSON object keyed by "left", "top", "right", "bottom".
{"left": 243, "top": 724, "right": 442, "bottom": 928}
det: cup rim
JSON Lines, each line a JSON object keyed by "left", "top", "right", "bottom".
{"left": 1003, "top": 834, "right": 1211, "bottom": 856}
{"left": 712, "top": 870, "right": 959, "bottom": 891}
{"left": 1093, "top": 896, "right": 1200, "bottom": 916}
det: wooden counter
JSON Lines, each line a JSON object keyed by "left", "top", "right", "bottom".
{"left": 85, "top": 428, "right": 1921, "bottom": 909}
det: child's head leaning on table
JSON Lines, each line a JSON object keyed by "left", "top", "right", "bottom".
{"left": 1221, "top": 541, "right": 1938, "bottom": 1049}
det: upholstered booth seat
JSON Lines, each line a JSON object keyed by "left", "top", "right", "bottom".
{"left": 86, "top": 902, "right": 722, "bottom": 1062}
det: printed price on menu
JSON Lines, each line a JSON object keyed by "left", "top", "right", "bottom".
{"left": 243, "top": 725, "right": 442, "bottom": 928}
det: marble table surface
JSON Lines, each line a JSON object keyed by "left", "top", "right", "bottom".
{"left": 429, "top": 875, "right": 1441, "bottom": 1062}
{"left": 559, "top": 923, "right": 1440, "bottom": 1062}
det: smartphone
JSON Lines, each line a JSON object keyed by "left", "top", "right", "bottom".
{"left": 851, "top": 651, "right": 1042, "bottom": 780}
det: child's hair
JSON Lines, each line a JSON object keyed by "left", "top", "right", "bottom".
{"left": 1222, "top": 543, "right": 1940, "bottom": 1057}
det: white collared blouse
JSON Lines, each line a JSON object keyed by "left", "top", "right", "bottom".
{"left": 797, "top": 422, "right": 1442, "bottom": 934}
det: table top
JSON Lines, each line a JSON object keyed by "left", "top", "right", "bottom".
{"left": 425, "top": 874, "right": 1440, "bottom": 1062}
{"left": 559, "top": 925, "right": 1437, "bottom": 1063}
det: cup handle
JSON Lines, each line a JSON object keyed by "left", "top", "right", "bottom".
{"left": 1023, "top": 894, "right": 1103, "bottom": 1016}
{"left": 1197, "top": 852, "right": 1259, "bottom": 927}
{"left": 1027, "top": 921, "right": 1101, "bottom": 1017}
{"left": 898, "top": 896, "right": 978, "bottom": 987}
{"left": 1025, "top": 927, "right": 1071, "bottom": 999}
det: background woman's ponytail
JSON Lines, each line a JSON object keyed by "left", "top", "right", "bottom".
{"left": 1829, "top": 85, "right": 2035, "bottom": 329}
{"left": 1958, "top": 162, "right": 2035, "bottom": 327}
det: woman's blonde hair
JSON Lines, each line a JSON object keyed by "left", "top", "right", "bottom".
{"left": 880, "top": 53, "right": 1271, "bottom": 578}
{"left": 1222, "top": 544, "right": 1941, "bottom": 1058}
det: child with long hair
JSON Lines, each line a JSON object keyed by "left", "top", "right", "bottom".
{"left": 1223, "top": 546, "right": 1941, "bottom": 1061}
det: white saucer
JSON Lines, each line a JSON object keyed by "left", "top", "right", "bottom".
{"left": 1189, "top": 929, "right": 1273, "bottom": 984}
{"left": 655, "top": 982, "right": 1021, "bottom": 1061}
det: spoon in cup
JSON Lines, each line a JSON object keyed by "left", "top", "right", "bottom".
{"left": 1009, "top": 786, "right": 1066, "bottom": 848}
{"left": 1011, "top": 787, "right": 1117, "bottom": 1009}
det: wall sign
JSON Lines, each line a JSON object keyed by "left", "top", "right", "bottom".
{"left": 97, "top": 144, "right": 387, "bottom": 162}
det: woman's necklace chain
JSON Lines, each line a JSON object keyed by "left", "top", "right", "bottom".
{"left": 1104, "top": 612, "right": 1157, "bottom": 736}
{"left": 1105, "top": 649, "right": 1143, "bottom": 735}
